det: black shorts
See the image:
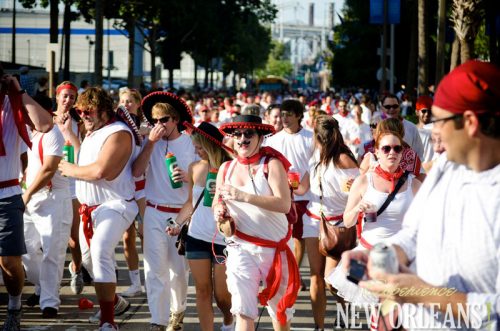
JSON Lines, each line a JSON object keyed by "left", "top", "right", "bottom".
{"left": 185, "top": 234, "right": 226, "bottom": 264}
{"left": 0, "top": 194, "right": 27, "bottom": 256}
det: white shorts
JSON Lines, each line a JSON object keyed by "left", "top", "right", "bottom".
{"left": 302, "top": 214, "right": 320, "bottom": 239}
{"left": 225, "top": 244, "right": 294, "bottom": 322}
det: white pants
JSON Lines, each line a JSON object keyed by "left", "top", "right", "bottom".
{"left": 225, "top": 243, "right": 294, "bottom": 322}
{"left": 22, "top": 188, "right": 72, "bottom": 310}
{"left": 79, "top": 199, "right": 137, "bottom": 283}
{"left": 143, "top": 207, "right": 189, "bottom": 326}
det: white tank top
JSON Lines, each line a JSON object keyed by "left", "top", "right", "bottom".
{"left": 225, "top": 158, "right": 288, "bottom": 242}
{"left": 307, "top": 161, "right": 359, "bottom": 217}
{"left": 76, "top": 121, "right": 135, "bottom": 205}
{"left": 188, "top": 185, "right": 225, "bottom": 245}
{"left": 361, "top": 172, "right": 414, "bottom": 245}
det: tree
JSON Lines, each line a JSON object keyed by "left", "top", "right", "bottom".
{"left": 417, "top": 0, "right": 428, "bottom": 95}
{"left": 450, "top": 0, "right": 485, "bottom": 67}
{"left": 255, "top": 41, "right": 293, "bottom": 78}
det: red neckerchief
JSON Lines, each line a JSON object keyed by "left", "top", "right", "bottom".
{"left": 0, "top": 85, "right": 32, "bottom": 156}
{"left": 338, "top": 112, "right": 348, "bottom": 117}
{"left": 374, "top": 165, "right": 404, "bottom": 191}
{"left": 237, "top": 146, "right": 291, "bottom": 172}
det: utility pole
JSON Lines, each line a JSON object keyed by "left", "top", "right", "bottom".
{"left": 12, "top": 0, "right": 16, "bottom": 64}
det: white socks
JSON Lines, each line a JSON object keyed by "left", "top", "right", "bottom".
{"left": 129, "top": 269, "right": 142, "bottom": 287}
{"left": 8, "top": 294, "right": 22, "bottom": 310}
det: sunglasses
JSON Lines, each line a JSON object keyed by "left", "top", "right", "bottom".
{"left": 369, "top": 123, "right": 377, "bottom": 129}
{"left": 380, "top": 145, "right": 403, "bottom": 154}
{"left": 420, "top": 109, "right": 430, "bottom": 114}
{"left": 153, "top": 116, "right": 171, "bottom": 124}
{"left": 76, "top": 108, "right": 93, "bottom": 116}
{"left": 232, "top": 130, "right": 257, "bottom": 139}
{"left": 383, "top": 104, "right": 399, "bottom": 110}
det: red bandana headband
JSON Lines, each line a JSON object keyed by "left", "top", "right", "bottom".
{"left": 56, "top": 84, "right": 78, "bottom": 95}
{"left": 434, "top": 60, "right": 500, "bottom": 114}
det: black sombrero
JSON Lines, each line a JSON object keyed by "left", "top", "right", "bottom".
{"left": 219, "top": 115, "right": 275, "bottom": 136}
{"left": 141, "top": 91, "right": 193, "bottom": 131}
{"left": 183, "top": 121, "right": 234, "bottom": 153}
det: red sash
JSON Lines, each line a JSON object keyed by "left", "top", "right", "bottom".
{"left": 305, "top": 209, "right": 343, "bottom": 222}
{"left": 0, "top": 86, "right": 32, "bottom": 156}
{"left": 234, "top": 227, "right": 300, "bottom": 325}
{"left": 146, "top": 201, "right": 181, "bottom": 213}
{"left": 0, "top": 179, "right": 19, "bottom": 189}
{"left": 79, "top": 204, "right": 99, "bottom": 246}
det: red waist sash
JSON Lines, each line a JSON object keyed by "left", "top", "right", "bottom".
{"left": 234, "top": 227, "right": 300, "bottom": 325}
{"left": 305, "top": 209, "right": 343, "bottom": 222}
{"left": 79, "top": 204, "right": 99, "bottom": 246}
{"left": 146, "top": 201, "right": 181, "bottom": 213}
{"left": 0, "top": 179, "right": 20, "bottom": 189}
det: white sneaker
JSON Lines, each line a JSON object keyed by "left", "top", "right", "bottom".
{"left": 89, "top": 295, "right": 130, "bottom": 324}
{"left": 220, "top": 321, "right": 235, "bottom": 331}
{"left": 120, "top": 285, "right": 143, "bottom": 298}
{"left": 99, "top": 322, "right": 119, "bottom": 330}
{"left": 69, "top": 261, "right": 84, "bottom": 295}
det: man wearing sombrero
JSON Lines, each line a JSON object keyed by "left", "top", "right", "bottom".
{"left": 132, "top": 92, "right": 196, "bottom": 331}
{"left": 214, "top": 115, "right": 300, "bottom": 330}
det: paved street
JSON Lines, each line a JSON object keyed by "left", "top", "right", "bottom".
{"left": 0, "top": 244, "right": 369, "bottom": 330}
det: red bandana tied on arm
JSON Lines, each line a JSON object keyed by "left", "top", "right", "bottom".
{"left": 0, "top": 84, "right": 32, "bottom": 156}
{"left": 236, "top": 146, "right": 291, "bottom": 172}
{"left": 374, "top": 165, "right": 404, "bottom": 191}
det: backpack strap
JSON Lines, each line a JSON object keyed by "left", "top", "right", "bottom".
{"left": 37, "top": 133, "right": 52, "bottom": 190}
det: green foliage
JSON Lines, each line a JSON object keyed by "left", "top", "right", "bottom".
{"left": 255, "top": 40, "right": 293, "bottom": 78}
{"left": 474, "top": 21, "right": 490, "bottom": 60}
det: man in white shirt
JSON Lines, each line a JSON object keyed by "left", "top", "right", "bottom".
{"left": 133, "top": 92, "right": 196, "bottom": 331}
{"left": 346, "top": 60, "right": 500, "bottom": 330}
{"left": 380, "top": 94, "right": 424, "bottom": 160}
{"left": 264, "top": 99, "right": 314, "bottom": 290}
{"left": 22, "top": 123, "right": 71, "bottom": 319}
{"left": 345, "top": 105, "right": 372, "bottom": 161}
{"left": 333, "top": 99, "right": 354, "bottom": 139}
{"left": 415, "top": 95, "right": 434, "bottom": 164}
{"left": 0, "top": 70, "right": 53, "bottom": 331}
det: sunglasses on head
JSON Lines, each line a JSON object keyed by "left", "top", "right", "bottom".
{"left": 153, "top": 116, "right": 171, "bottom": 124}
{"left": 380, "top": 145, "right": 403, "bottom": 154}
{"left": 383, "top": 104, "right": 399, "bottom": 110}
{"left": 232, "top": 130, "right": 257, "bottom": 139}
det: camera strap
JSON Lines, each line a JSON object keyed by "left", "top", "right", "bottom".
{"left": 182, "top": 189, "right": 205, "bottom": 228}
{"left": 376, "top": 171, "right": 410, "bottom": 216}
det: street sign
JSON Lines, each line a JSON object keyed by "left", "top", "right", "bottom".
{"left": 370, "top": 0, "right": 401, "bottom": 24}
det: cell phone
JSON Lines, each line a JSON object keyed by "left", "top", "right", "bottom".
{"left": 346, "top": 259, "right": 367, "bottom": 285}
{"left": 166, "top": 217, "right": 178, "bottom": 229}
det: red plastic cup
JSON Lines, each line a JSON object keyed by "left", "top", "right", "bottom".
{"left": 287, "top": 171, "right": 300, "bottom": 190}
{"left": 79, "top": 297, "right": 94, "bottom": 310}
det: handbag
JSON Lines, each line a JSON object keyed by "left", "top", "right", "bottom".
{"left": 175, "top": 190, "right": 205, "bottom": 256}
{"left": 317, "top": 168, "right": 357, "bottom": 258}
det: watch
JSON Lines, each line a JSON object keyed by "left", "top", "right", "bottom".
{"left": 18, "top": 89, "right": 26, "bottom": 95}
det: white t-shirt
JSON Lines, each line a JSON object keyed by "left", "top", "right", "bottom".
{"left": 333, "top": 113, "right": 354, "bottom": 138}
{"left": 418, "top": 127, "right": 434, "bottom": 163}
{"left": 345, "top": 120, "right": 372, "bottom": 159}
{"left": 264, "top": 128, "right": 314, "bottom": 201}
{"left": 76, "top": 122, "right": 135, "bottom": 205}
{"left": 144, "top": 133, "right": 197, "bottom": 205}
{"left": 26, "top": 126, "right": 68, "bottom": 190}
{"left": 0, "top": 96, "right": 23, "bottom": 199}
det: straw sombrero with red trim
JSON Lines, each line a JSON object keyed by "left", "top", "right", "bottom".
{"left": 141, "top": 91, "right": 193, "bottom": 131}
{"left": 219, "top": 115, "right": 275, "bottom": 136}
{"left": 183, "top": 121, "right": 234, "bottom": 153}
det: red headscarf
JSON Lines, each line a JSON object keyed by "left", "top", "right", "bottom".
{"left": 416, "top": 95, "right": 433, "bottom": 111}
{"left": 434, "top": 60, "right": 500, "bottom": 114}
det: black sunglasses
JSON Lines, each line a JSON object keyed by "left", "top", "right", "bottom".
{"left": 153, "top": 116, "right": 171, "bottom": 124}
{"left": 232, "top": 130, "right": 257, "bottom": 139}
{"left": 420, "top": 109, "right": 430, "bottom": 114}
{"left": 369, "top": 123, "right": 377, "bottom": 129}
{"left": 380, "top": 145, "right": 403, "bottom": 154}
{"left": 382, "top": 104, "right": 399, "bottom": 110}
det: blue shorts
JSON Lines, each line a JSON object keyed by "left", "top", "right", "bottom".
{"left": 185, "top": 234, "right": 226, "bottom": 264}
{"left": 0, "top": 194, "right": 27, "bottom": 256}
